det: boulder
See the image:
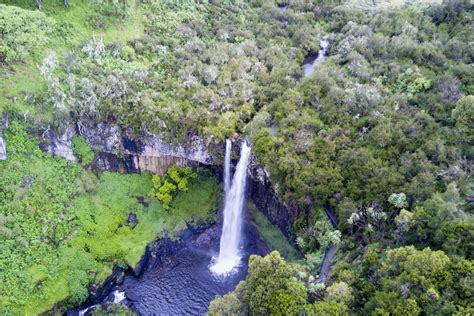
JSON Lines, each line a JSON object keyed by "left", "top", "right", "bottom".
{"left": 42, "top": 126, "right": 77, "bottom": 162}
{"left": 195, "top": 226, "right": 219, "bottom": 248}
{"left": 127, "top": 213, "right": 138, "bottom": 227}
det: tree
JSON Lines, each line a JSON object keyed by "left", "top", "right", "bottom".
{"left": 388, "top": 193, "right": 408, "bottom": 209}
{"left": 245, "top": 251, "right": 308, "bottom": 315}
{"left": 325, "top": 281, "right": 354, "bottom": 306}
{"left": 151, "top": 166, "right": 197, "bottom": 209}
{"left": 0, "top": 4, "right": 55, "bottom": 62}
{"left": 207, "top": 283, "right": 246, "bottom": 316}
{"left": 306, "top": 301, "right": 349, "bottom": 316}
{"left": 72, "top": 135, "right": 94, "bottom": 165}
{"left": 209, "top": 252, "right": 308, "bottom": 315}
{"left": 451, "top": 96, "right": 474, "bottom": 157}
{"left": 362, "top": 246, "right": 451, "bottom": 314}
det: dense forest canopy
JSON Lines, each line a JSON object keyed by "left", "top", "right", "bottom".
{"left": 0, "top": 0, "right": 472, "bottom": 315}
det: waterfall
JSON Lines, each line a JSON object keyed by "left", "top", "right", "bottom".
{"left": 211, "top": 140, "right": 252, "bottom": 275}
{"left": 224, "top": 139, "right": 232, "bottom": 196}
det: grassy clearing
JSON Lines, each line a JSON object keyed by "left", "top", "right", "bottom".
{"left": 19, "top": 171, "right": 218, "bottom": 315}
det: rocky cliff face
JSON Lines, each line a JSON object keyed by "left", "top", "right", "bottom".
{"left": 43, "top": 125, "right": 295, "bottom": 241}
{"left": 0, "top": 117, "right": 8, "bottom": 161}
{"left": 43, "top": 123, "right": 214, "bottom": 175}
{"left": 248, "top": 162, "right": 297, "bottom": 243}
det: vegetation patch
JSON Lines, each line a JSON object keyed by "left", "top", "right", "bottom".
{"left": 71, "top": 135, "right": 94, "bottom": 165}
{"left": 0, "top": 122, "right": 218, "bottom": 315}
{"left": 248, "top": 203, "right": 299, "bottom": 261}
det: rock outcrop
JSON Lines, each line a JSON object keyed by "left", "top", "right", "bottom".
{"left": 43, "top": 123, "right": 214, "bottom": 175}
{"left": 248, "top": 162, "right": 297, "bottom": 243}
{"left": 42, "top": 126, "right": 77, "bottom": 162}
{"left": 227, "top": 139, "right": 297, "bottom": 243}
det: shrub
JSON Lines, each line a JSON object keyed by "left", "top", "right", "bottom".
{"left": 151, "top": 166, "right": 197, "bottom": 209}
{"left": 0, "top": 4, "right": 56, "bottom": 62}
{"left": 71, "top": 136, "right": 94, "bottom": 165}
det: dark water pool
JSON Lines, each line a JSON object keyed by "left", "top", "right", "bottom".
{"left": 120, "top": 246, "right": 248, "bottom": 315}
{"left": 74, "top": 216, "right": 268, "bottom": 316}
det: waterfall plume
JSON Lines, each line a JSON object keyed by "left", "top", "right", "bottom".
{"left": 224, "top": 139, "right": 232, "bottom": 196}
{"left": 211, "top": 140, "right": 251, "bottom": 275}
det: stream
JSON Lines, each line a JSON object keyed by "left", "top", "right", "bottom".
{"left": 302, "top": 37, "right": 329, "bottom": 77}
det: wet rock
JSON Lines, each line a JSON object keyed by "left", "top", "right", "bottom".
{"left": 248, "top": 162, "right": 297, "bottom": 245}
{"left": 116, "top": 271, "right": 125, "bottom": 285}
{"left": 0, "top": 134, "right": 6, "bottom": 160}
{"left": 42, "top": 126, "right": 77, "bottom": 162}
{"left": 89, "top": 266, "right": 123, "bottom": 304}
{"left": 195, "top": 226, "right": 219, "bottom": 248}
{"left": 124, "top": 289, "right": 140, "bottom": 302}
{"left": 127, "top": 213, "right": 138, "bottom": 227}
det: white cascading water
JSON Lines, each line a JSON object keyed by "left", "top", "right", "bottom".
{"left": 224, "top": 139, "right": 232, "bottom": 196}
{"left": 211, "top": 140, "right": 252, "bottom": 275}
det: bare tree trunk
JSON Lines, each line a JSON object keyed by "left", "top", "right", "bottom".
{"left": 35, "top": 0, "right": 42, "bottom": 10}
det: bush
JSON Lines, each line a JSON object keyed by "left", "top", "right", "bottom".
{"left": 151, "top": 166, "right": 197, "bottom": 209}
{"left": 0, "top": 4, "right": 56, "bottom": 62}
{"left": 71, "top": 136, "right": 94, "bottom": 165}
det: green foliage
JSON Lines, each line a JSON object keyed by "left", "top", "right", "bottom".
{"left": 168, "top": 174, "right": 219, "bottom": 228}
{"left": 0, "top": 1, "right": 472, "bottom": 314}
{"left": 209, "top": 251, "right": 308, "bottom": 315}
{"left": 305, "top": 301, "right": 349, "bottom": 316}
{"left": 325, "top": 281, "right": 354, "bottom": 306}
{"left": 0, "top": 4, "right": 56, "bottom": 62}
{"left": 305, "top": 251, "right": 323, "bottom": 272}
{"left": 294, "top": 210, "right": 334, "bottom": 253}
{"left": 92, "top": 302, "right": 136, "bottom": 316}
{"left": 452, "top": 95, "right": 474, "bottom": 158}
{"left": 0, "top": 121, "right": 82, "bottom": 313}
{"left": 407, "top": 183, "right": 474, "bottom": 259}
{"left": 71, "top": 135, "right": 94, "bottom": 165}
{"left": 333, "top": 246, "right": 473, "bottom": 315}
{"left": 151, "top": 166, "right": 197, "bottom": 209}
{"left": 388, "top": 192, "right": 408, "bottom": 209}
{"left": 396, "top": 68, "right": 432, "bottom": 96}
